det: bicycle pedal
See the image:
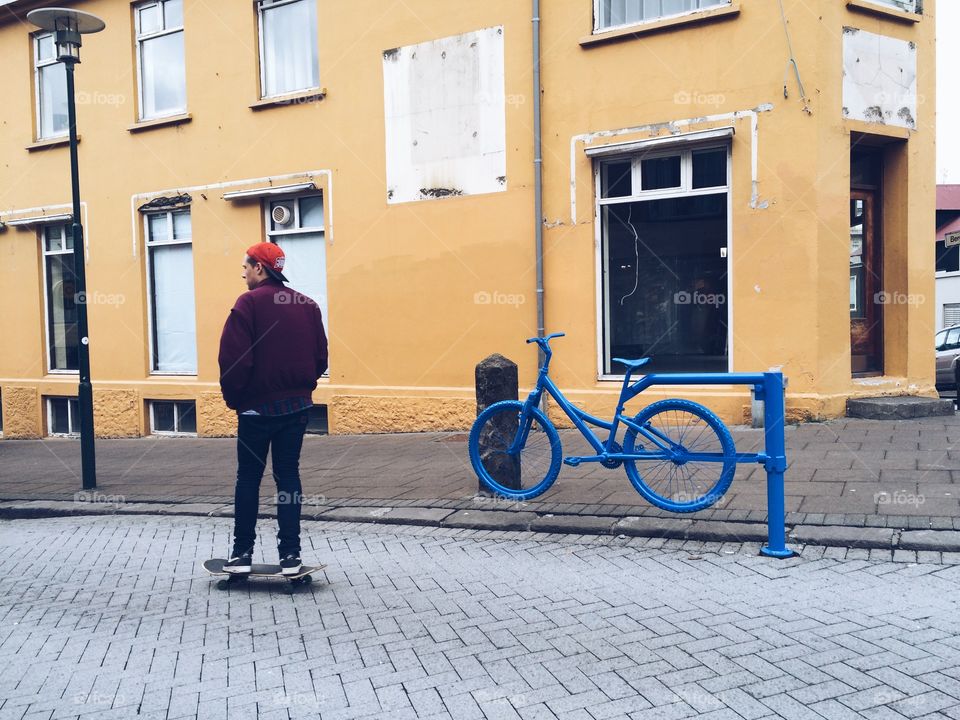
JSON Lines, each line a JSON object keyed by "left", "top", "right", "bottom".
{"left": 563, "top": 457, "right": 582, "bottom": 467}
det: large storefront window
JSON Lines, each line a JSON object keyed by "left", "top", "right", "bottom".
{"left": 599, "top": 145, "right": 729, "bottom": 375}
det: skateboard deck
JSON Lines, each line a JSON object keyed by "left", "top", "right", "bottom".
{"left": 203, "top": 558, "right": 326, "bottom": 591}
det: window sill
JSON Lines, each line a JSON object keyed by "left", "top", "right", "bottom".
{"left": 936, "top": 270, "right": 960, "bottom": 279}
{"left": 249, "top": 88, "right": 327, "bottom": 111}
{"left": 26, "top": 135, "right": 76, "bottom": 152}
{"left": 580, "top": 2, "right": 740, "bottom": 47}
{"left": 127, "top": 112, "right": 192, "bottom": 133}
{"left": 846, "top": 0, "right": 921, "bottom": 23}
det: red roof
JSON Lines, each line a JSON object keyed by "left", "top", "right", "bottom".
{"left": 938, "top": 185, "right": 960, "bottom": 210}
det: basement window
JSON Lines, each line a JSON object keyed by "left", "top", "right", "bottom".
{"left": 305, "top": 405, "right": 328, "bottom": 435}
{"left": 149, "top": 400, "right": 197, "bottom": 435}
{"left": 47, "top": 396, "right": 79, "bottom": 437}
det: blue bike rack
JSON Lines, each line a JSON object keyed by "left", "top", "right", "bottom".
{"left": 632, "top": 371, "right": 793, "bottom": 558}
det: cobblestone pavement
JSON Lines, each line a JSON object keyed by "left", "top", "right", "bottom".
{"left": 2, "top": 516, "right": 960, "bottom": 719}
{"left": 2, "top": 415, "right": 960, "bottom": 529}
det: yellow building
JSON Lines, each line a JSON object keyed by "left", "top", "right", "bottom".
{"left": 0, "top": 0, "right": 937, "bottom": 439}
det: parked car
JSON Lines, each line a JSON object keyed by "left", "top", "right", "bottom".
{"left": 936, "top": 325, "right": 960, "bottom": 390}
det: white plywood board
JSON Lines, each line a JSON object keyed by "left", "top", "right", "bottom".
{"left": 842, "top": 27, "right": 917, "bottom": 129}
{"left": 383, "top": 26, "right": 507, "bottom": 204}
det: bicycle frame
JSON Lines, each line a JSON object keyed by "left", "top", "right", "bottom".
{"left": 519, "top": 352, "right": 766, "bottom": 467}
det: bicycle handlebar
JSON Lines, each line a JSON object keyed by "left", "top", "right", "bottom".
{"left": 526, "top": 332, "right": 566, "bottom": 347}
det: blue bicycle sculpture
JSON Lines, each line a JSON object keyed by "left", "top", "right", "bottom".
{"left": 469, "top": 333, "right": 738, "bottom": 512}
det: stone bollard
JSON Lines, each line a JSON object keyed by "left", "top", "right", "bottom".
{"left": 475, "top": 353, "right": 520, "bottom": 493}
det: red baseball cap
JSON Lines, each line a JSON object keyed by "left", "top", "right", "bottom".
{"left": 246, "top": 242, "right": 289, "bottom": 283}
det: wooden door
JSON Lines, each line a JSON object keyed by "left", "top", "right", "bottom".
{"left": 850, "top": 191, "right": 883, "bottom": 374}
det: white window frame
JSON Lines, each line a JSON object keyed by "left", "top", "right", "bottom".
{"left": 33, "top": 31, "right": 67, "bottom": 140}
{"left": 134, "top": 0, "right": 187, "bottom": 121}
{"left": 263, "top": 193, "right": 329, "bottom": 376}
{"left": 144, "top": 208, "right": 196, "bottom": 375}
{"left": 256, "top": 0, "right": 319, "bottom": 99}
{"left": 46, "top": 396, "right": 79, "bottom": 437}
{"left": 149, "top": 400, "right": 197, "bottom": 436}
{"left": 593, "top": 142, "right": 733, "bottom": 380}
{"left": 593, "top": 0, "right": 730, "bottom": 33}
{"left": 41, "top": 224, "right": 79, "bottom": 375}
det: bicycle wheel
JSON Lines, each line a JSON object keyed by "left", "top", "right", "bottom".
{"left": 622, "top": 399, "right": 735, "bottom": 512}
{"left": 468, "top": 400, "right": 562, "bottom": 501}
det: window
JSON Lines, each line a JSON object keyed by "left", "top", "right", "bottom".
{"left": 265, "top": 194, "right": 328, "bottom": 339}
{"left": 595, "top": 0, "right": 729, "bottom": 31}
{"left": 944, "top": 328, "right": 960, "bottom": 350}
{"left": 47, "top": 397, "right": 79, "bottom": 437}
{"left": 945, "top": 304, "right": 960, "bottom": 329}
{"left": 145, "top": 209, "right": 197, "bottom": 373}
{"left": 42, "top": 225, "right": 79, "bottom": 372}
{"left": 863, "top": 0, "right": 917, "bottom": 12}
{"left": 597, "top": 145, "right": 729, "bottom": 375}
{"left": 937, "top": 240, "right": 959, "bottom": 273}
{"left": 34, "top": 32, "right": 68, "bottom": 139}
{"left": 305, "top": 405, "right": 328, "bottom": 434}
{"left": 135, "top": 0, "right": 187, "bottom": 120}
{"left": 149, "top": 400, "right": 197, "bottom": 435}
{"left": 257, "top": 0, "right": 319, "bottom": 98}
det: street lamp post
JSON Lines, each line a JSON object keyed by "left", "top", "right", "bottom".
{"left": 26, "top": 8, "right": 105, "bottom": 491}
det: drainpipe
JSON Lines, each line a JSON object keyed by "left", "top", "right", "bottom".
{"left": 533, "top": 0, "right": 545, "bottom": 360}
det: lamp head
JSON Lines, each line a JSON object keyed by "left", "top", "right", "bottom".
{"left": 26, "top": 8, "right": 105, "bottom": 63}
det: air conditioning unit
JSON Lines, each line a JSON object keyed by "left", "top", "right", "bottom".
{"left": 272, "top": 204, "right": 294, "bottom": 226}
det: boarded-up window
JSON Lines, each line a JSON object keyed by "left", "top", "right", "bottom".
{"left": 382, "top": 27, "right": 506, "bottom": 204}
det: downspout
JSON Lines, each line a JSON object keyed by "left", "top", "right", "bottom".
{"left": 533, "top": 0, "right": 545, "bottom": 358}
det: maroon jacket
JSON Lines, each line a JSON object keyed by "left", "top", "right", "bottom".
{"left": 218, "top": 279, "right": 328, "bottom": 412}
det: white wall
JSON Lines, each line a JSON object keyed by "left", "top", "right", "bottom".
{"left": 935, "top": 274, "right": 960, "bottom": 329}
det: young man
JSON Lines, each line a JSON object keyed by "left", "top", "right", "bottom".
{"left": 218, "top": 242, "right": 328, "bottom": 575}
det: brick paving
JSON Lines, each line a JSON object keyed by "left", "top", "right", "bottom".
{"left": 3, "top": 515, "right": 960, "bottom": 719}
{"left": 1, "top": 415, "right": 959, "bottom": 528}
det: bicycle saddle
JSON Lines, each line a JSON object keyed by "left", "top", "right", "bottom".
{"left": 612, "top": 357, "right": 651, "bottom": 370}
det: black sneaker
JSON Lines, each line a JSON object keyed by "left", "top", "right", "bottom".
{"left": 280, "top": 554, "right": 302, "bottom": 576}
{"left": 224, "top": 553, "right": 252, "bottom": 574}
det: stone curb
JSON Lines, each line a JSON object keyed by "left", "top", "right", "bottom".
{"left": 789, "top": 525, "right": 895, "bottom": 549}
{"left": 6, "top": 500, "right": 960, "bottom": 552}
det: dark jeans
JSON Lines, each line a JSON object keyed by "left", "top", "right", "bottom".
{"left": 233, "top": 409, "right": 308, "bottom": 557}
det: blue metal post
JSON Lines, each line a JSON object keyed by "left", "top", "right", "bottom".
{"left": 759, "top": 372, "right": 794, "bottom": 558}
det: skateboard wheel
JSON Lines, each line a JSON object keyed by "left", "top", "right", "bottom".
{"left": 303, "top": 574, "right": 313, "bottom": 584}
{"left": 216, "top": 579, "right": 230, "bottom": 591}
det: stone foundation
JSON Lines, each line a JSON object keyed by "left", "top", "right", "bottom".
{"left": 93, "top": 389, "right": 141, "bottom": 438}
{"left": 1, "top": 386, "right": 42, "bottom": 439}
{"left": 197, "top": 392, "right": 237, "bottom": 437}
{"left": 329, "top": 395, "right": 475, "bottom": 434}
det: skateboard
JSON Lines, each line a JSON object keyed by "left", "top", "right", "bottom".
{"left": 203, "top": 558, "right": 326, "bottom": 593}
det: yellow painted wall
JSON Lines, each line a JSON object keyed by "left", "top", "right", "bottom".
{"left": 0, "top": 0, "right": 937, "bottom": 438}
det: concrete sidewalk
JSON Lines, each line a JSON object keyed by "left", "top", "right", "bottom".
{"left": 2, "top": 416, "right": 960, "bottom": 550}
